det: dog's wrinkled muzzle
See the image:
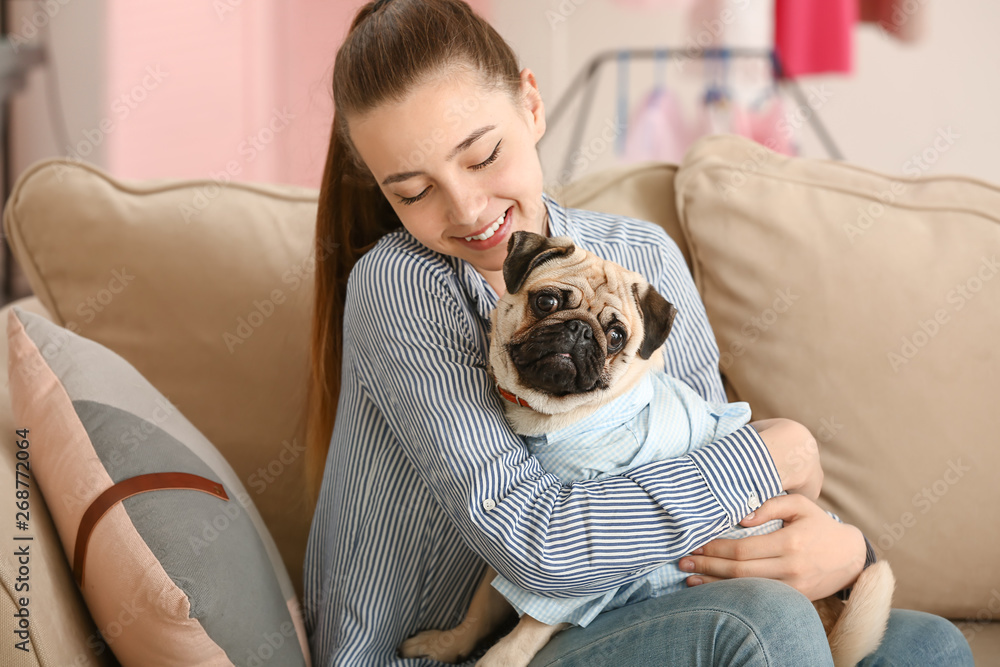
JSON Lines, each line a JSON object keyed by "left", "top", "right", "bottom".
{"left": 509, "top": 319, "right": 605, "bottom": 395}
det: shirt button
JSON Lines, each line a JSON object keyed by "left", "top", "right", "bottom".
{"left": 747, "top": 493, "right": 761, "bottom": 511}
{"left": 483, "top": 499, "right": 496, "bottom": 511}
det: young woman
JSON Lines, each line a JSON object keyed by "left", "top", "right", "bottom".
{"left": 303, "top": 1, "right": 973, "bottom": 665}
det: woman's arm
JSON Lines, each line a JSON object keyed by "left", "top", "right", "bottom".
{"left": 346, "top": 241, "right": 784, "bottom": 597}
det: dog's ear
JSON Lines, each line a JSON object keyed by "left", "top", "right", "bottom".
{"left": 503, "top": 231, "right": 576, "bottom": 294}
{"left": 633, "top": 283, "right": 678, "bottom": 360}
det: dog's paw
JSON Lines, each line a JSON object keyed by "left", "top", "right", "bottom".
{"left": 399, "top": 629, "right": 474, "bottom": 664}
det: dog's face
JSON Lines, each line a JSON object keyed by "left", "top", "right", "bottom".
{"left": 489, "top": 231, "right": 678, "bottom": 417}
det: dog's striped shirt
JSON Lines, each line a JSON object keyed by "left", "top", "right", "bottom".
{"left": 304, "top": 193, "right": 785, "bottom": 666}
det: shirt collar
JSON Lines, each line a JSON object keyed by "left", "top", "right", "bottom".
{"left": 452, "top": 192, "right": 571, "bottom": 325}
{"left": 527, "top": 372, "right": 655, "bottom": 446}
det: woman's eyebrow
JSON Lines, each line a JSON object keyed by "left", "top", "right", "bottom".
{"left": 381, "top": 124, "right": 497, "bottom": 186}
{"left": 445, "top": 124, "right": 496, "bottom": 160}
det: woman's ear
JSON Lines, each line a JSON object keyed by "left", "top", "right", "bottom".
{"left": 519, "top": 68, "right": 546, "bottom": 143}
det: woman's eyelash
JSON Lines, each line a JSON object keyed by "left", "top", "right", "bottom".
{"left": 398, "top": 189, "right": 427, "bottom": 206}
{"left": 396, "top": 139, "right": 503, "bottom": 206}
{"left": 470, "top": 139, "right": 502, "bottom": 171}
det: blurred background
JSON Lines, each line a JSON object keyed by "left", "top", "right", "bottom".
{"left": 0, "top": 0, "right": 994, "bottom": 304}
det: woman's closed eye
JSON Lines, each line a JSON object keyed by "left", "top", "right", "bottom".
{"left": 469, "top": 139, "right": 502, "bottom": 172}
{"left": 395, "top": 139, "right": 503, "bottom": 206}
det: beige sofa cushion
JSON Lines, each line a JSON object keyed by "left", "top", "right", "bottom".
{"left": 3, "top": 159, "right": 319, "bottom": 602}
{"left": 674, "top": 134, "right": 1000, "bottom": 618}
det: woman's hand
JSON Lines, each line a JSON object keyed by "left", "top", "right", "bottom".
{"left": 677, "top": 494, "right": 867, "bottom": 601}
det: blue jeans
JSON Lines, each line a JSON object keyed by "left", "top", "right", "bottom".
{"left": 526, "top": 579, "right": 973, "bottom": 666}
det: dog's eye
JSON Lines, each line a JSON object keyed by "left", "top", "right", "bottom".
{"left": 606, "top": 325, "right": 627, "bottom": 354}
{"left": 534, "top": 293, "right": 559, "bottom": 313}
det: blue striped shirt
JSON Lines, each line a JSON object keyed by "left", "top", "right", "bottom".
{"left": 304, "top": 193, "right": 784, "bottom": 666}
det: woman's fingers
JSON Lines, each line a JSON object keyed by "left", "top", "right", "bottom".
{"left": 682, "top": 494, "right": 868, "bottom": 600}
{"left": 679, "top": 549, "right": 784, "bottom": 580}
{"left": 679, "top": 495, "right": 825, "bottom": 584}
{"left": 739, "top": 492, "right": 816, "bottom": 527}
{"left": 689, "top": 531, "right": 787, "bottom": 563}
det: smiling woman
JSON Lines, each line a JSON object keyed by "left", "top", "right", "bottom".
{"left": 301, "top": 1, "right": 973, "bottom": 666}
{"left": 347, "top": 68, "right": 549, "bottom": 292}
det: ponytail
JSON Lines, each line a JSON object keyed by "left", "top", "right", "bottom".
{"left": 305, "top": 0, "right": 520, "bottom": 503}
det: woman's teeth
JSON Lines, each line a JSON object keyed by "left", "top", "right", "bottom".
{"left": 464, "top": 211, "right": 506, "bottom": 242}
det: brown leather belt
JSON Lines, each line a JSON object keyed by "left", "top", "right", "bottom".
{"left": 73, "top": 472, "right": 230, "bottom": 587}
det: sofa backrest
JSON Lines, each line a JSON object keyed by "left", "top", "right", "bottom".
{"left": 6, "top": 135, "right": 999, "bottom": 630}
{"left": 4, "top": 159, "right": 320, "bottom": 602}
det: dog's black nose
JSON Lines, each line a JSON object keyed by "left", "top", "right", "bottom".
{"left": 564, "top": 319, "right": 592, "bottom": 340}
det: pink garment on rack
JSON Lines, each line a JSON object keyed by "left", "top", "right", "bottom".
{"left": 687, "top": 92, "right": 798, "bottom": 158}
{"left": 774, "top": 0, "right": 856, "bottom": 77}
{"left": 691, "top": 95, "right": 752, "bottom": 142}
{"left": 621, "top": 88, "right": 799, "bottom": 164}
{"left": 622, "top": 87, "right": 695, "bottom": 164}
{"left": 747, "top": 95, "right": 797, "bottom": 156}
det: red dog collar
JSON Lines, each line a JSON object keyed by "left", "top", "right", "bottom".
{"left": 492, "top": 376, "right": 533, "bottom": 410}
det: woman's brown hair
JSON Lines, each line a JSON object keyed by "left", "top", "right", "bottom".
{"left": 306, "top": 0, "right": 522, "bottom": 502}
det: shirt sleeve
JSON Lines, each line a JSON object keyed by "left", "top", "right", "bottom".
{"left": 345, "top": 243, "right": 783, "bottom": 598}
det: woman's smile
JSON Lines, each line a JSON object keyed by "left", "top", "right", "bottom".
{"left": 455, "top": 205, "right": 512, "bottom": 249}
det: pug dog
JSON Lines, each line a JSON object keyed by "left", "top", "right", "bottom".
{"left": 400, "top": 232, "right": 894, "bottom": 667}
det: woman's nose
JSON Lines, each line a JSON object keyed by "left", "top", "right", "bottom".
{"left": 445, "top": 186, "right": 488, "bottom": 227}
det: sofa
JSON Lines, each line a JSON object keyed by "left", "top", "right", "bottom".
{"left": 0, "top": 133, "right": 996, "bottom": 665}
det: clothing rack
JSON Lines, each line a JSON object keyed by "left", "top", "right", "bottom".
{"left": 540, "top": 47, "right": 844, "bottom": 183}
